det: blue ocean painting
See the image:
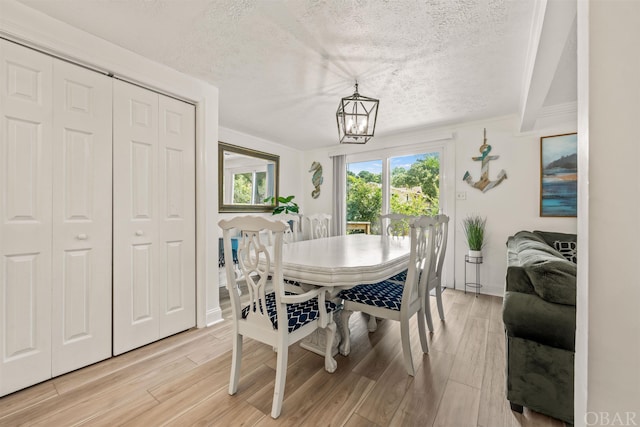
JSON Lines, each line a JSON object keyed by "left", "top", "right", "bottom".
{"left": 541, "top": 134, "right": 577, "bottom": 217}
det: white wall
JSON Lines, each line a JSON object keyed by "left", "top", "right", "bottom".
{"left": 574, "top": 1, "right": 640, "bottom": 425}
{"left": 215, "top": 127, "right": 305, "bottom": 293}
{"left": 453, "top": 116, "right": 576, "bottom": 295}
{"left": 217, "top": 127, "right": 305, "bottom": 224}
{"left": 302, "top": 115, "right": 576, "bottom": 296}
{"left": 301, "top": 151, "right": 333, "bottom": 220}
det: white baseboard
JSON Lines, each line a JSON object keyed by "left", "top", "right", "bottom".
{"left": 206, "top": 307, "right": 224, "bottom": 326}
{"left": 448, "top": 282, "right": 505, "bottom": 298}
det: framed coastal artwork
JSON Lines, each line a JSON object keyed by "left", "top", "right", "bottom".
{"left": 540, "top": 133, "right": 577, "bottom": 217}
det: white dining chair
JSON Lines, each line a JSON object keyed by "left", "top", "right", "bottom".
{"left": 219, "top": 216, "right": 338, "bottom": 419}
{"left": 270, "top": 213, "right": 301, "bottom": 244}
{"left": 424, "top": 214, "right": 449, "bottom": 332}
{"left": 355, "top": 213, "right": 417, "bottom": 332}
{"left": 338, "top": 216, "right": 436, "bottom": 376}
{"left": 380, "top": 213, "right": 417, "bottom": 284}
{"left": 305, "top": 213, "right": 332, "bottom": 239}
{"left": 379, "top": 213, "right": 416, "bottom": 238}
{"left": 270, "top": 213, "right": 303, "bottom": 288}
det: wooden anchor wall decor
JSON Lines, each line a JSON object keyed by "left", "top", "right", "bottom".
{"left": 462, "top": 128, "right": 507, "bottom": 192}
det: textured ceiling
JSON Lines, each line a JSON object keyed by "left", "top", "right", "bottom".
{"left": 18, "top": 0, "right": 543, "bottom": 150}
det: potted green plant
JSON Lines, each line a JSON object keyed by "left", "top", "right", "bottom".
{"left": 462, "top": 214, "right": 486, "bottom": 257}
{"left": 264, "top": 195, "right": 299, "bottom": 215}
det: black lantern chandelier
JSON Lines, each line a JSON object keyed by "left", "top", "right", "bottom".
{"left": 336, "top": 82, "right": 379, "bottom": 144}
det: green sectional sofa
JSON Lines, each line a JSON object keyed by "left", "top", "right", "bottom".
{"left": 502, "top": 230, "right": 577, "bottom": 424}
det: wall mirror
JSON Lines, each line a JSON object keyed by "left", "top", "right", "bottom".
{"left": 218, "top": 141, "right": 279, "bottom": 212}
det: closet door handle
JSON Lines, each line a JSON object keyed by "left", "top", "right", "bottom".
{"left": 77, "top": 234, "right": 88, "bottom": 240}
{"left": 135, "top": 230, "right": 144, "bottom": 236}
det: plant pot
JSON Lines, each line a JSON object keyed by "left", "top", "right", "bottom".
{"left": 468, "top": 250, "right": 482, "bottom": 258}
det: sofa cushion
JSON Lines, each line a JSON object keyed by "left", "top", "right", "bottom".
{"left": 507, "top": 230, "right": 576, "bottom": 305}
{"left": 525, "top": 259, "right": 576, "bottom": 305}
{"left": 503, "top": 291, "right": 576, "bottom": 351}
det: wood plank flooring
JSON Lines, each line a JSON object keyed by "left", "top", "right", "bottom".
{"left": 0, "top": 288, "right": 567, "bottom": 426}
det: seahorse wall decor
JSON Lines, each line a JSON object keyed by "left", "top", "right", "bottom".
{"left": 462, "top": 128, "right": 507, "bottom": 192}
{"left": 309, "top": 161, "right": 323, "bottom": 199}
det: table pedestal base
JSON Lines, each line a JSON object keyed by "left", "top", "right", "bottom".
{"left": 299, "top": 308, "right": 343, "bottom": 357}
{"left": 299, "top": 330, "right": 339, "bottom": 357}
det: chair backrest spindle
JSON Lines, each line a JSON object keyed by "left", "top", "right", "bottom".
{"left": 428, "top": 214, "right": 449, "bottom": 290}
{"left": 220, "top": 216, "right": 288, "bottom": 327}
{"left": 268, "top": 213, "right": 301, "bottom": 244}
{"left": 379, "top": 213, "right": 417, "bottom": 237}
{"left": 404, "top": 217, "right": 436, "bottom": 307}
{"left": 305, "top": 213, "right": 332, "bottom": 239}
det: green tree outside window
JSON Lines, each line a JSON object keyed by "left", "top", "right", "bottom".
{"left": 347, "top": 155, "right": 440, "bottom": 233}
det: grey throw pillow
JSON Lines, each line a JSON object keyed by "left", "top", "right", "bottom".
{"left": 553, "top": 240, "right": 577, "bottom": 263}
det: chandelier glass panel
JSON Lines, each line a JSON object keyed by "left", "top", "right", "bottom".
{"left": 336, "top": 82, "right": 379, "bottom": 144}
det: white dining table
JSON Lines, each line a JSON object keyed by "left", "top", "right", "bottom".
{"left": 275, "top": 234, "right": 412, "bottom": 359}
{"left": 279, "top": 233, "right": 412, "bottom": 290}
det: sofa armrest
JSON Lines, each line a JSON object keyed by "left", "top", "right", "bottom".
{"left": 503, "top": 291, "right": 576, "bottom": 352}
{"left": 506, "top": 266, "right": 536, "bottom": 294}
{"left": 525, "top": 260, "right": 576, "bottom": 305}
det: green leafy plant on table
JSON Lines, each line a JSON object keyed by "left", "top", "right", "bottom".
{"left": 264, "top": 195, "right": 299, "bottom": 215}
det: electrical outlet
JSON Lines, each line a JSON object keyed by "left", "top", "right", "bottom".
{"left": 456, "top": 191, "right": 467, "bottom": 200}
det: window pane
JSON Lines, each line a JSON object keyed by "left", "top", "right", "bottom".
{"left": 254, "top": 171, "right": 267, "bottom": 203}
{"left": 390, "top": 153, "right": 440, "bottom": 216}
{"left": 233, "top": 172, "right": 252, "bottom": 204}
{"left": 346, "top": 160, "right": 382, "bottom": 235}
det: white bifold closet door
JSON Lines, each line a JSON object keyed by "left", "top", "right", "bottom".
{"left": 0, "top": 39, "right": 53, "bottom": 396}
{"left": 51, "top": 60, "right": 113, "bottom": 376}
{"left": 0, "top": 40, "right": 112, "bottom": 395}
{"left": 113, "top": 80, "right": 195, "bottom": 355}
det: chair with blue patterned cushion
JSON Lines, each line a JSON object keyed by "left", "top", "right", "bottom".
{"left": 338, "top": 216, "right": 436, "bottom": 376}
{"left": 381, "top": 213, "right": 416, "bottom": 282}
{"left": 219, "top": 216, "right": 338, "bottom": 419}
{"left": 355, "top": 213, "right": 417, "bottom": 332}
{"left": 424, "top": 214, "right": 449, "bottom": 332}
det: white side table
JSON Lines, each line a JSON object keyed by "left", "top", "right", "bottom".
{"left": 464, "top": 254, "right": 483, "bottom": 297}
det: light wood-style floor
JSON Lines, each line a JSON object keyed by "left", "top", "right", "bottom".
{"left": 0, "top": 287, "right": 567, "bottom": 426}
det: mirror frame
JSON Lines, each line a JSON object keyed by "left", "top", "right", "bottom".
{"left": 218, "top": 141, "right": 280, "bottom": 213}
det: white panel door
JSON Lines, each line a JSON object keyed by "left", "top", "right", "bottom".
{"left": 113, "top": 80, "right": 160, "bottom": 355}
{"left": 0, "top": 40, "right": 53, "bottom": 395}
{"left": 158, "top": 95, "right": 195, "bottom": 337}
{"left": 51, "top": 59, "right": 113, "bottom": 375}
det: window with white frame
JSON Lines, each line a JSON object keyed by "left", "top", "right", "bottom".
{"left": 346, "top": 145, "right": 444, "bottom": 235}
